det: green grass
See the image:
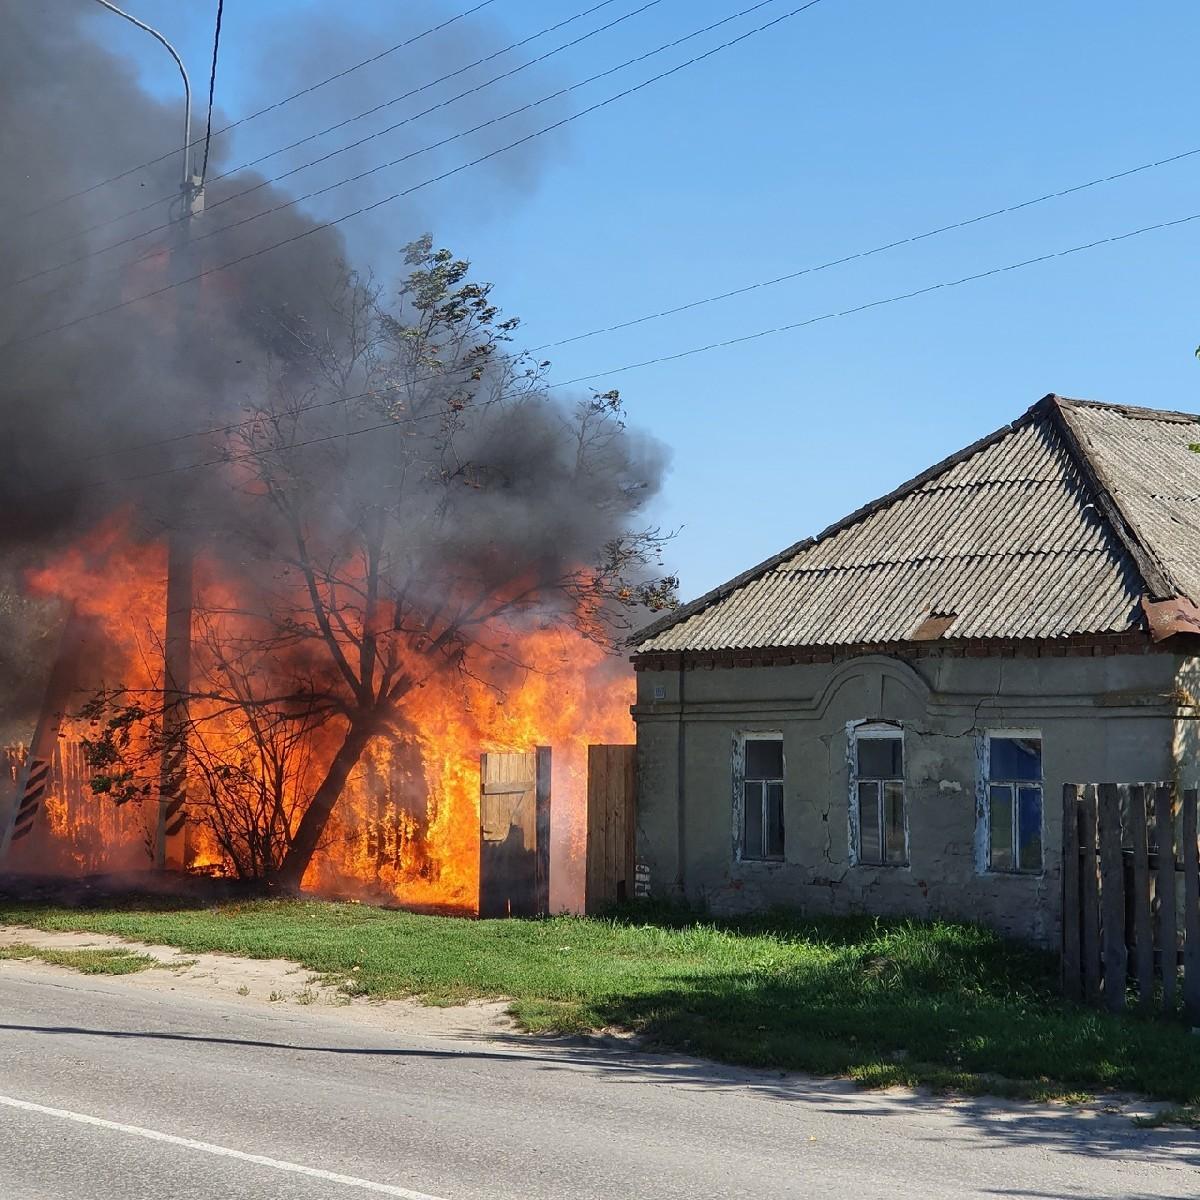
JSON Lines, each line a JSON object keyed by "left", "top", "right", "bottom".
{"left": 2, "top": 898, "right": 1198, "bottom": 1104}
{"left": 0, "top": 943, "right": 157, "bottom": 975}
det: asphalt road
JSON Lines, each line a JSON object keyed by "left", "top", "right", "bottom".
{"left": 0, "top": 961, "right": 1197, "bottom": 1199}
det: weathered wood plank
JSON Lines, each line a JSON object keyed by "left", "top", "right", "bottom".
{"left": 624, "top": 747, "right": 638, "bottom": 900}
{"left": 1128, "top": 784, "right": 1154, "bottom": 1012}
{"left": 604, "top": 744, "right": 614, "bottom": 902}
{"left": 609, "top": 747, "right": 625, "bottom": 902}
{"left": 585, "top": 745, "right": 606, "bottom": 911}
{"left": 1080, "top": 785, "right": 1102, "bottom": 1006}
{"left": 1184, "top": 788, "right": 1200, "bottom": 1025}
{"left": 479, "top": 750, "right": 541, "bottom": 919}
{"left": 1061, "top": 784, "right": 1081, "bottom": 1002}
{"left": 1098, "top": 784, "right": 1128, "bottom": 1012}
{"left": 584, "top": 745, "right": 637, "bottom": 910}
{"left": 609, "top": 748, "right": 619, "bottom": 902}
{"left": 534, "top": 746, "right": 552, "bottom": 917}
{"left": 1156, "top": 783, "right": 1178, "bottom": 1014}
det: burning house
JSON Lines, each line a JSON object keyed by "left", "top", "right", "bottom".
{"left": 0, "top": 5, "right": 669, "bottom": 914}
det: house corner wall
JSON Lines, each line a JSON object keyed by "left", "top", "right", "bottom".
{"left": 631, "top": 667, "right": 684, "bottom": 901}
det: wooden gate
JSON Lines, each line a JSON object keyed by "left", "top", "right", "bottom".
{"left": 1062, "top": 782, "right": 1200, "bottom": 1020}
{"left": 585, "top": 744, "right": 636, "bottom": 912}
{"left": 478, "top": 747, "right": 550, "bottom": 918}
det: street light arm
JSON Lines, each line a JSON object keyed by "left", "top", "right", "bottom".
{"left": 90, "top": 0, "right": 193, "bottom": 189}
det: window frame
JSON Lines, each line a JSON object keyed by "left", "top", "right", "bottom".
{"left": 733, "top": 732, "right": 785, "bottom": 863}
{"left": 847, "top": 721, "right": 909, "bottom": 868}
{"left": 977, "top": 729, "right": 1044, "bottom": 875}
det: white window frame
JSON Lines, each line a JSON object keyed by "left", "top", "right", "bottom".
{"left": 732, "top": 732, "right": 785, "bottom": 863}
{"left": 976, "top": 728, "right": 1044, "bottom": 875}
{"left": 847, "top": 721, "right": 908, "bottom": 867}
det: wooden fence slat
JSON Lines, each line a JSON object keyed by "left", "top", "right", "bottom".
{"left": 1184, "top": 788, "right": 1200, "bottom": 1025}
{"left": 585, "top": 745, "right": 636, "bottom": 911}
{"left": 1098, "top": 783, "right": 1127, "bottom": 1012}
{"left": 608, "top": 748, "right": 624, "bottom": 902}
{"left": 1128, "top": 784, "right": 1154, "bottom": 1012}
{"left": 1156, "top": 783, "right": 1178, "bottom": 1014}
{"left": 535, "top": 746, "right": 552, "bottom": 917}
{"left": 604, "top": 747, "right": 614, "bottom": 899}
{"left": 585, "top": 745, "right": 606, "bottom": 911}
{"left": 1080, "top": 785, "right": 1102, "bottom": 1006}
{"left": 624, "top": 748, "right": 637, "bottom": 901}
{"left": 1061, "top": 784, "right": 1081, "bottom": 1001}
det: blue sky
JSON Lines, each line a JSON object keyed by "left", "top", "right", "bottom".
{"left": 85, "top": 0, "right": 1199, "bottom": 598}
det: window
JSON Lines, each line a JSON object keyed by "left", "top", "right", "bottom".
{"left": 739, "top": 736, "right": 784, "bottom": 861}
{"left": 851, "top": 724, "right": 907, "bottom": 866}
{"left": 986, "top": 734, "right": 1042, "bottom": 873}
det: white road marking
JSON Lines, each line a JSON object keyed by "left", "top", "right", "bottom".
{"left": 0, "top": 1092, "right": 449, "bottom": 1199}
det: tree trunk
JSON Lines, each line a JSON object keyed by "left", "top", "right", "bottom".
{"left": 277, "top": 720, "right": 375, "bottom": 890}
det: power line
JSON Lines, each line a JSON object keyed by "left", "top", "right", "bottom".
{"left": 47, "top": 141, "right": 1200, "bottom": 471}
{"left": 14, "top": 0, "right": 631, "bottom": 277}
{"left": 8, "top": 0, "right": 501, "bottom": 225}
{"left": 199, "top": 0, "right": 226, "bottom": 185}
{"left": 5, "top": 0, "right": 831, "bottom": 347}
{"left": 37, "top": 204, "right": 1200, "bottom": 499}
{"left": 11, "top": 0, "right": 771, "bottom": 293}
{"left": 8, "top": 0, "right": 665, "bottom": 291}
{"left": 548, "top": 210, "right": 1200, "bottom": 387}
{"left": 529, "top": 144, "right": 1200, "bottom": 353}
{"left": 40, "top": 136, "right": 1200, "bottom": 472}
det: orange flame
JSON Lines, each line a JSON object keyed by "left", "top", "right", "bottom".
{"left": 19, "top": 514, "right": 634, "bottom": 911}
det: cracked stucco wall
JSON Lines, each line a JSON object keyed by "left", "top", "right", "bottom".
{"left": 633, "top": 650, "right": 1188, "bottom": 948}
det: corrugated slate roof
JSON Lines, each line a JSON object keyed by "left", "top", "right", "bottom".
{"left": 634, "top": 395, "right": 1200, "bottom": 653}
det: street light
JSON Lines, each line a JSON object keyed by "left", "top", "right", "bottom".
{"left": 90, "top": 0, "right": 203, "bottom": 215}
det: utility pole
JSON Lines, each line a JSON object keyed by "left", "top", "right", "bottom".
{"left": 92, "top": 2, "right": 204, "bottom": 871}
{"left": 159, "top": 156, "right": 204, "bottom": 872}
{"left": 0, "top": 3, "right": 205, "bottom": 872}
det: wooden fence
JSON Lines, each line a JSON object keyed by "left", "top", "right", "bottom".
{"left": 1062, "top": 782, "right": 1200, "bottom": 1020}
{"left": 478, "top": 748, "right": 551, "bottom": 918}
{"left": 585, "top": 744, "right": 636, "bottom": 912}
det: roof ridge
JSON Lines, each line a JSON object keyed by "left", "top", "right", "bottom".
{"left": 1055, "top": 396, "right": 1200, "bottom": 424}
{"left": 1046, "top": 395, "right": 1179, "bottom": 601}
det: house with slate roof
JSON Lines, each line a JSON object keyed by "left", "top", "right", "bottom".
{"left": 629, "top": 395, "right": 1200, "bottom": 945}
